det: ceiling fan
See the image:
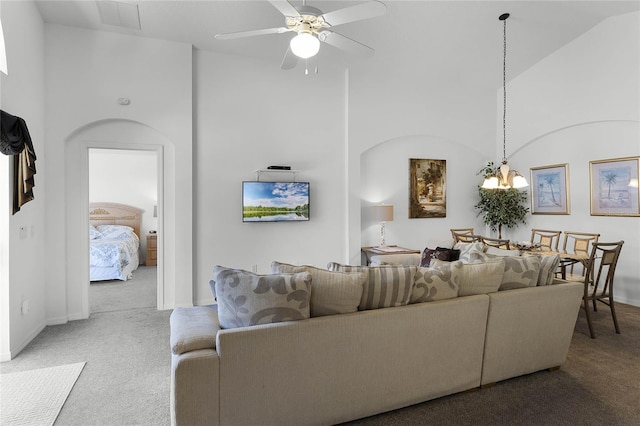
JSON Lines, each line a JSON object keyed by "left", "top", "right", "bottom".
{"left": 214, "top": 0, "right": 387, "bottom": 70}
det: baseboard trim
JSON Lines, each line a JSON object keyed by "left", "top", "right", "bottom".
{"left": 3, "top": 321, "right": 46, "bottom": 361}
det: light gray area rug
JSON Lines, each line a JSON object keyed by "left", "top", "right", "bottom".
{"left": 0, "top": 362, "right": 85, "bottom": 426}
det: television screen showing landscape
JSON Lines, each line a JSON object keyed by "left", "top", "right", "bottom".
{"left": 242, "top": 181, "right": 310, "bottom": 222}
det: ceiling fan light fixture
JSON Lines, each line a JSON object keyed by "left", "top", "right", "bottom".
{"left": 290, "top": 32, "right": 320, "bottom": 59}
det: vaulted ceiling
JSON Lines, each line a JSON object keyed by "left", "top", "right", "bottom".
{"left": 34, "top": 0, "right": 640, "bottom": 82}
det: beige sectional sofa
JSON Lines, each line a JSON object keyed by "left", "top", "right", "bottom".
{"left": 170, "top": 276, "right": 582, "bottom": 425}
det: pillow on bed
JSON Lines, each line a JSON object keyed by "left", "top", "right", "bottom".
{"left": 96, "top": 225, "right": 138, "bottom": 240}
{"left": 89, "top": 224, "right": 102, "bottom": 240}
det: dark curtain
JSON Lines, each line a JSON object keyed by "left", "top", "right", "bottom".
{"left": 0, "top": 110, "right": 37, "bottom": 214}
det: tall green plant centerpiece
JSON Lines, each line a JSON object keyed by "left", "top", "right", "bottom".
{"left": 475, "top": 162, "right": 529, "bottom": 239}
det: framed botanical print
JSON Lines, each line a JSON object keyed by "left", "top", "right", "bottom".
{"left": 409, "top": 159, "right": 446, "bottom": 218}
{"left": 590, "top": 157, "right": 640, "bottom": 217}
{"left": 530, "top": 163, "right": 570, "bottom": 214}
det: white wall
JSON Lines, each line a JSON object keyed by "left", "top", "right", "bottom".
{"left": 505, "top": 11, "right": 640, "bottom": 306}
{"left": 44, "top": 25, "right": 192, "bottom": 321}
{"left": 0, "top": 1, "right": 47, "bottom": 361}
{"left": 193, "top": 50, "right": 348, "bottom": 305}
{"left": 89, "top": 148, "right": 158, "bottom": 262}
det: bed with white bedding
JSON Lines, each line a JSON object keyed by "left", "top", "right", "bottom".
{"left": 89, "top": 203, "right": 142, "bottom": 281}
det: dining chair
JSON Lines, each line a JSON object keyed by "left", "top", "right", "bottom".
{"left": 530, "top": 229, "right": 561, "bottom": 252}
{"left": 580, "top": 240, "right": 624, "bottom": 339}
{"left": 480, "top": 236, "right": 511, "bottom": 250}
{"left": 559, "top": 231, "right": 600, "bottom": 280}
{"left": 450, "top": 228, "right": 479, "bottom": 243}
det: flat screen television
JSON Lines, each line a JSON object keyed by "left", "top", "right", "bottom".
{"left": 242, "top": 181, "right": 310, "bottom": 222}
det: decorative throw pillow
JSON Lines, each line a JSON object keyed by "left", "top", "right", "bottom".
{"left": 454, "top": 241, "right": 488, "bottom": 264}
{"left": 326, "top": 263, "right": 416, "bottom": 310}
{"left": 271, "top": 261, "right": 366, "bottom": 317}
{"left": 96, "top": 225, "right": 137, "bottom": 240}
{"left": 433, "top": 258, "right": 504, "bottom": 296}
{"left": 496, "top": 255, "right": 542, "bottom": 290}
{"left": 212, "top": 265, "right": 311, "bottom": 329}
{"left": 410, "top": 261, "right": 462, "bottom": 303}
{"left": 420, "top": 247, "right": 461, "bottom": 267}
{"left": 525, "top": 253, "right": 561, "bottom": 286}
{"left": 89, "top": 224, "right": 102, "bottom": 240}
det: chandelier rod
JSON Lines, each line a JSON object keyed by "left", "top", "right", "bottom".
{"left": 500, "top": 13, "right": 509, "bottom": 163}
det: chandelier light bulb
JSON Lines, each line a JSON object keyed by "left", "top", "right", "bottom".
{"left": 290, "top": 33, "right": 320, "bottom": 59}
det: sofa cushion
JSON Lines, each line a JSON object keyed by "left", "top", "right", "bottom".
{"left": 454, "top": 241, "right": 489, "bottom": 264}
{"left": 432, "top": 259, "right": 504, "bottom": 296}
{"left": 271, "top": 261, "right": 366, "bottom": 317}
{"left": 410, "top": 261, "right": 461, "bottom": 303}
{"left": 420, "top": 247, "right": 461, "bottom": 267}
{"left": 212, "top": 265, "right": 311, "bottom": 329}
{"left": 525, "top": 253, "right": 561, "bottom": 286}
{"left": 326, "top": 263, "right": 416, "bottom": 310}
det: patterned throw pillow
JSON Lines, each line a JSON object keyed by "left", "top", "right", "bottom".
{"left": 498, "top": 255, "right": 542, "bottom": 290}
{"left": 96, "top": 225, "right": 137, "bottom": 240}
{"left": 410, "top": 261, "right": 462, "bottom": 303}
{"left": 454, "top": 241, "right": 489, "bottom": 264}
{"left": 433, "top": 258, "right": 504, "bottom": 296}
{"left": 89, "top": 224, "right": 102, "bottom": 240}
{"left": 420, "top": 247, "right": 461, "bottom": 267}
{"left": 326, "top": 263, "right": 416, "bottom": 310}
{"left": 525, "top": 253, "right": 561, "bottom": 286}
{"left": 484, "top": 246, "right": 521, "bottom": 257}
{"left": 212, "top": 266, "right": 312, "bottom": 329}
{"left": 271, "top": 261, "right": 366, "bottom": 317}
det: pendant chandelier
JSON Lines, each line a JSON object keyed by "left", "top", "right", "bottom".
{"left": 482, "top": 13, "right": 528, "bottom": 190}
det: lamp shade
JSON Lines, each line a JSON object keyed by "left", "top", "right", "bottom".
{"left": 372, "top": 204, "right": 394, "bottom": 222}
{"left": 290, "top": 33, "right": 320, "bottom": 59}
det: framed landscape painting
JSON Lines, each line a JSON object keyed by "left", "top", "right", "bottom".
{"left": 409, "top": 158, "right": 446, "bottom": 218}
{"left": 530, "top": 163, "right": 570, "bottom": 214}
{"left": 590, "top": 157, "right": 640, "bottom": 217}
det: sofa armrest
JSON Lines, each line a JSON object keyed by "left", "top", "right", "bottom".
{"left": 170, "top": 306, "right": 220, "bottom": 355}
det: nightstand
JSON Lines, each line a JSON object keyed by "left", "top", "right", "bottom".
{"left": 146, "top": 233, "right": 157, "bottom": 266}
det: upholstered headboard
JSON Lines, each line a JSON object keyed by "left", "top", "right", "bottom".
{"left": 89, "top": 202, "right": 143, "bottom": 238}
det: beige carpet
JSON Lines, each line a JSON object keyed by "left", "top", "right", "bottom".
{"left": 0, "top": 362, "right": 85, "bottom": 426}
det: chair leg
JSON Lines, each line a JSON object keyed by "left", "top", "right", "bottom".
{"left": 584, "top": 299, "right": 596, "bottom": 339}
{"left": 609, "top": 298, "right": 621, "bottom": 334}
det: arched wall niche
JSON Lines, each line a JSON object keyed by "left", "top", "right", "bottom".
{"left": 359, "top": 134, "right": 489, "bottom": 253}
{"left": 62, "top": 118, "right": 180, "bottom": 319}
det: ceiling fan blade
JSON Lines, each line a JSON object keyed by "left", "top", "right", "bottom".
{"left": 268, "top": 0, "right": 300, "bottom": 17}
{"left": 281, "top": 46, "right": 299, "bottom": 70}
{"left": 320, "top": 1, "right": 386, "bottom": 27}
{"left": 319, "top": 30, "right": 374, "bottom": 57}
{"left": 215, "top": 27, "right": 291, "bottom": 40}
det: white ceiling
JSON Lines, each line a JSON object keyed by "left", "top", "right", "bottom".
{"left": 32, "top": 0, "right": 640, "bottom": 82}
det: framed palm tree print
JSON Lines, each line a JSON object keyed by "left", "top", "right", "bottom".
{"left": 590, "top": 157, "right": 640, "bottom": 217}
{"left": 530, "top": 163, "right": 570, "bottom": 214}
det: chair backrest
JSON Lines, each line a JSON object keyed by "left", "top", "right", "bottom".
{"left": 585, "top": 241, "right": 624, "bottom": 298}
{"left": 530, "top": 229, "right": 561, "bottom": 251}
{"left": 481, "top": 236, "right": 510, "bottom": 250}
{"left": 450, "top": 228, "right": 476, "bottom": 243}
{"left": 563, "top": 231, "right": 600, "bottom": 255}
